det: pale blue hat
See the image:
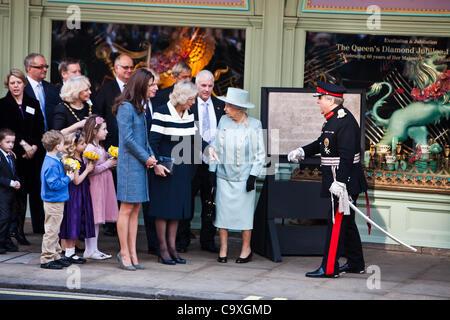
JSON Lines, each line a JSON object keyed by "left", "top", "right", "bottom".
{"left": 217, "top": 87, "right": 255, "bottom": 109}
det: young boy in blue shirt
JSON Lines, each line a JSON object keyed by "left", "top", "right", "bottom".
{"left": 40, "top": 130, "right": 74, "bottom": 269}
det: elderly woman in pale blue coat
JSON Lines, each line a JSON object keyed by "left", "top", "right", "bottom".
{"left": 112, "top": 68, "right": 157, "bottom": 271}
{"left": 209, "top": 88, "right": 265, "bottom": 264}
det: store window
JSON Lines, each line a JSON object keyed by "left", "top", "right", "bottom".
{"left": 51, "top": 22, "right": 245, "bottom": 95}
{"left": 304, "top": 32, "right": 450, "bottom": 194}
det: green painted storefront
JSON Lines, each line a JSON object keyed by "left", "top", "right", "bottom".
{"left": 0, "top": 0, "right": 449, "bottom": 249}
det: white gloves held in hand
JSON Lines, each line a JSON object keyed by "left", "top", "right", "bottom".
{"left": 329, "top": 181, "right": 346, "bottom": 197}
{"left": 287, "top": 147, "right": 305, "bottom": 163}
{"left": 329, "top": 181, "right": 350, "bottom": 216}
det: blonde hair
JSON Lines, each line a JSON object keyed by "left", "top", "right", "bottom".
{"left": 60, "top": 75, "right": 90, "bottom": 103}
{"left": 62, "top": 131, "right": 84, "bottom": 160}
{"left": 4, "top": 69, "right": 27, "bottom": 88}
{"left": 169, "top": 80, "right": 198, "bottom": 106}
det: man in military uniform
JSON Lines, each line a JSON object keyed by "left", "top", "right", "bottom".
{"left": 288, "top": 82, "right": 367, "bottom": 278}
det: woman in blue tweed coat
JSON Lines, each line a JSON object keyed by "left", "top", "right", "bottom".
{"left": 112, "top": 68, "right": 158, "bottom": 270}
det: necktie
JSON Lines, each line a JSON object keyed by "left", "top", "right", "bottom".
{"left": 7, "top": 154, "right": 14, "bottom": 175}
{"left": 201, "top": 102, "right": 211, "bottom": 143}
{"left": 36, "top": 83, "right": 48, "bottom": 130}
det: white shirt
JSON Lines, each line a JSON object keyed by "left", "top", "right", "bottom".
{"left": 197, "top": 97, "right": 217, "bottom": 142}
{"left": 27, "top": 76, "right": 44, "bottom": 104}
{"left": 197, "top": 97, "right": 217, "bottom": 163}
{"left": 147, "top": 99, "right": 153, "bottom": 116}
{"left": 116, "top": 78, "right": 126, "bottom": 93}
{"left": 0, "top": 148, "right": 15, "bottom": 187}
{"left": 27, "top": 76, "right": 41, "bottom": 95}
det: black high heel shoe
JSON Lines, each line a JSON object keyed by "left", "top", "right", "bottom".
{"left": 157, "top": 254, "right": 176, "bottom": 265}
{"left": 235, "top": 252, "right": 252, "bottom": 263}
{"left": 217, "top": 256, "right": 227, "bottom": 263}
{"left": 171, "top": 255, "right": 186, "bottom": 264}
{"left": 169, "top": 250, "right": 186, "bottom": 264}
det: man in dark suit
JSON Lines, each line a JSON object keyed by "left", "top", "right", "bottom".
{"left": 95, "top": 54, "right": 133, "bottom": 151}
{"left": 0, "top": 129, "right": 21, "bottom": 253}
{"left": 176, "top": 70, "right": 225, "bottom": 253}
{"left": 151, "top": 61, "right": 192, "bottom": 108}
{"left": 24, "top": 53, "right": 62, "bottom": 131}
{"left": 95, "top": 54, "right": 134, "bottom": 236}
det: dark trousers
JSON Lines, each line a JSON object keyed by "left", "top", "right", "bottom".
{"left": 320, "top": 194, "right": 365, "bottom": 275}
{"left": 177, "top": 164, "right": 216, "bottom": 249}
{"left": 11, "top": 178, "right": 45, "bottom": 234}
{"left": 0, "top": 192, "right": 14, "bottom": 248}
{"left": 142, "top": 199, "right": 159, "bottom": 252}
{"left": 11, "top": 155, "right": 45, "bottom": 234}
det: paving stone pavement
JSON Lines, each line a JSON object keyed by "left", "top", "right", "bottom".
{"left": 0, "top": 220, "right": 449, "bottom": 300}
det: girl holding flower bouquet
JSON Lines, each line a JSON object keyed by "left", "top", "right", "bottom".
{"left": 82, "top": 115, "right": 119, "bottom": 259}
{"left": 59, "top": 131, "right": 95, "bottom": 263}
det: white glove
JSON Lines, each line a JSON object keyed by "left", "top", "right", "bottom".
{"left": 329, "top": 181, "right": 350, "bottom": 216}
{"left": 287, "top": 147, "right": 305, "bottom": 163}
{"left": 329, "top": 181, "right": 346, "bottom": 197}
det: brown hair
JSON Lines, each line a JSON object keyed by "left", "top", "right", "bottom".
{"left": 82, "top": 114, "right": 104, "bottom": 145}
{"left": 0, "top": 128, "right": 15, "bottom": 142}
{"left": 41, "top": 130, "right": 64, "bottom": 152}
{"left": 4, "top": 69, "right": 28, "bottom": 88}
{"left": 112, "top": 68, "right": 155, "bottom": 116}
{"left": 58, "top": 58, "right": 80, "bottom": 75}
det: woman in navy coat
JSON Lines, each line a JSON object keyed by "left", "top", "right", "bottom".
{"left": 149, "top": 80, "right": 203, "bottom": 265}
{"left": 112, "top": 68, "right": 158, "bottom": 270}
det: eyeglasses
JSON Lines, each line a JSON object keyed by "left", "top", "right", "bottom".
{"left": 30, "top": 65, "right": 49, "bottom": 69}
{"left": 119, "top": 65, "right": 134, "bottom": 70}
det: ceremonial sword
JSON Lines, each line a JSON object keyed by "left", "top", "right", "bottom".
{"left": 348, "top": 201, "right": 417, "bottom": 252}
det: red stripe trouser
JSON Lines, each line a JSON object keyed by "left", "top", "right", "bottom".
{"left": 321, "top": 195, "right": 365, "bottom": 275}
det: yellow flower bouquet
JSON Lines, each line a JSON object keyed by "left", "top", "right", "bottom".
{"left": 83, "top": 151, "right": 100, "bottom": 163}
{"left": 108, "top": 146, "right": 119, "bottom": 159}
{"left": 63, "top": 158, "right": 81, "bottom": 172}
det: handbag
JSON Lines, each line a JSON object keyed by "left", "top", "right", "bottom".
{"left": 205, "top": 186, "right": 216, "bottom": 221}
{"left": 158, "top": 156, "right": 174, "bottom": 175}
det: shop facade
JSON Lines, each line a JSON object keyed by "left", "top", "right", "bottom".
{"left": 0, "top": 0, "right": 449, "bottom": 250}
